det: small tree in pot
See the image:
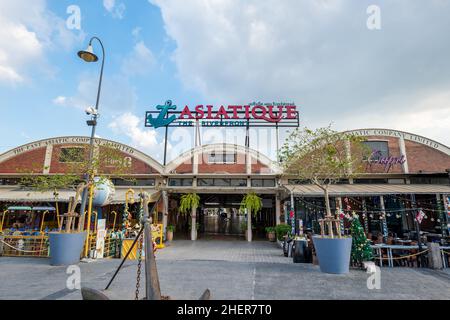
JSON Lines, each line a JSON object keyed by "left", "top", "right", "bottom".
{"left": 179, "top": 193, "right": 200, "bottom": 241}
{"left": 166, "top": 225, "right": 175, "bottom": 242}
{"left": 280, "top": 126, "right": 369, "bottom": 274}
{"left": 240, "top": 192, "right": 262, "bottom": 242}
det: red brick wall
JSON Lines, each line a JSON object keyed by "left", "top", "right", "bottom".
{"left": 198, "top": 152, "right": 246, "bottom": 174}
{"left": 0, "top": 148, "right": 46, "bottom": 174}
{"left": 405, "top": 140, "right": 450, "bottom": 173}
{"left": 49, "top": 145, "right": 159, "bottom": 175}
{"left": 252, "top": 159, "right": 272, "bottom": 174}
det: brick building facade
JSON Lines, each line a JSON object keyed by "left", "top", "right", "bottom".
{"left": 0, "top": 128, "right": 449, "bottom": 239}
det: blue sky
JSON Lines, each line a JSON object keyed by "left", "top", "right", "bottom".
{"left": 1, "top": 0, "right": 450, "bottom": 163}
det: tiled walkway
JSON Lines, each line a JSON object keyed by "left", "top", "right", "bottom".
{"left": 157, "top": 239, "right": 289, "bottom": 264}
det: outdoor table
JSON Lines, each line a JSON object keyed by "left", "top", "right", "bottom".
{"left": 371, "top": 244, "right": 423, "bottom": 267}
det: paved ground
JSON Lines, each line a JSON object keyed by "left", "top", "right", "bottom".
{"left": 0, "top": 240, "right": 449, "bottom": 300}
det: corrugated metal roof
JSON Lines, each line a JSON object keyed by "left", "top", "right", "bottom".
{"left": 284, "top": 184, "right": 450, "bottom": 196}
{"left": 0, "top": 187, "right": 160, "bottom": 204}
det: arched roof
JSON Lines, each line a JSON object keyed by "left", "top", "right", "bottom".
{"left": 0, "top": 136, "right": 164, "bottom": 174}
{"left": 165, "top": 143, "right": 280, "bottom": 174}
{"left": 345, "top": 128, "right": 450, "bottom": 156}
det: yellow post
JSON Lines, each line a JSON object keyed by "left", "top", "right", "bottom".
{"left": 93, "top": 211, "right": 98, "bottom": 232}
{"left": 40, "top": 211, "right": 49, "bottom": 233}
{"left": 0, "top": 210, "right": 7, "bottom": 232}
{"left": 83, "top": 182, "right": 95, "bottom": 257}
{"left": 111, "top": 211, "right": 117, "bottom": 231}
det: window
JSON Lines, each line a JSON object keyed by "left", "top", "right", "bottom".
{"left": 230, "top": 179, "right": 247, "bottom": 187}
{"left": 197, "top": 178, "right": 247, "bottom": 187}
{"left": 112, "top": 178, "right": 155, "bottom": 186}
{"left": 198, "top": 178, "right": 214, "bottom": 186}
{"left": 168, "top": 178, "right": 193, "bottom": 187}
{"left": 208, "top": 152, "right": 236, "bottom": 164}
{"left": 251, "top": 179, "right": 276, "bottom": 187}
{"left": 363, "top": 141, "right": 389, "bottom": 161}
{"left": 353, "top": 179, "right": 388, "bottom": 184}
{"left": 59, "top": 147, "right": 85, "bottom": 163}
{"left": 410, "top": 177, "right": 449, "bottom": 185}
{"left": 288, "top": 179, "right": 310, "bottom": 185}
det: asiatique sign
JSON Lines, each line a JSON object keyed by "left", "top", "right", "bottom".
{"left": 145, "top": 100, "right": 299, "bottom": 129}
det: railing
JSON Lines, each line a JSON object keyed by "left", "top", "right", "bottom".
{"left": 1, "top": 234, "right": 49, "bottom": 257}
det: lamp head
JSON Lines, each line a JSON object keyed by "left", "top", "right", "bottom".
{"left": 77, "top": 44, "right": 98, "bottom": 62}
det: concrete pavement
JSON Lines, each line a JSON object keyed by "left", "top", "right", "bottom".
{"left": 0, "top": 240, "right": 449, "bottom": 300}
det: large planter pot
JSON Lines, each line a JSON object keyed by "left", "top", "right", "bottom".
{"left": 49, "top": 232, "right": 86, "bottom": 266}
{"left": 166, "top": 230, "right": 173, "bottom": 242}
{"left": 268, "top": 231, "right": 276, "bottom": 242}
{"left": 312, "top": 236, "right": 352, "bottom": 274}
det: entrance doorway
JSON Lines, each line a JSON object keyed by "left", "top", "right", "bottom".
{"left": 168, "top": 193, "right": 276, "bottom": 239}
{"left": 198, "top": 194, "right": 276, "bottom": 239}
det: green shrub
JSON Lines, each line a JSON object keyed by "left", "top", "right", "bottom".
{"left": 265, "top": 226, "right": 275, "bottom": 233}
{"left": 166, "top": 225, "right": 175, "bottom": 232}
{"left": 275, "top": 224, "right": 291, "bottom": 241}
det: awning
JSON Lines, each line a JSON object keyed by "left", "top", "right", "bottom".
{"left": 0, "top": 187, "right": 160, "bottom": 204}
{"left": 0, "top": 188, "right": 76, "bottom": 203}
{"left": 284, "top": 184, "right": 450, "bottom": 197}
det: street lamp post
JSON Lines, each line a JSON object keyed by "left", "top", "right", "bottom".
{"left": 77, "top": 36, "right": 105, "bottom": 257}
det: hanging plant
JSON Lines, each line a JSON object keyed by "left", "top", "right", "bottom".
{"left": 179, "top": 193, "right": 200, "bottom": 215}
{"left": 240, "top": 192, "right": 262, "bottom": 215}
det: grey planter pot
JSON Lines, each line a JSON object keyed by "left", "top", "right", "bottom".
{"left": 49, "top": 232, "right": 86, "bottom": 266}
{"left": 312, "top": 236, "right": 352, "bottom": 274}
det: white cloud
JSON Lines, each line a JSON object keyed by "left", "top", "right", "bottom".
{"left": 103, "top": 0, "right": 115, "bottom": 12}
{"left": 103, "top": 0, "right": 126, "bottom": 19}
{"left": 52, "top": 96, "right": 67, "bottom": 106}
{"left": 121, "top": 41, "right": 156, "bottom": 77}
{"left": 53, "top": 72, "right": 138, "bottom": 112}
{"left": 151, "top": 0, "right": 450, "bottom": 147}
{"left": 109, "top": 112, "right": 169, "bottom": 161}
{"left": 0, "top": 0, "right": 84, "bottom": 85}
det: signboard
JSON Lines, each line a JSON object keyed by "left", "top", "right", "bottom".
{"left": 415, "top": 210, "right": 425, "bottom": 224}
{"left": 145, "top": 100, "right": 299, "bottom": 128}
{"left": 367, "top": 149, "right": 406, "bottom": 172}
{"left": 94, "top": 219, "right": 107, "bottom": 259}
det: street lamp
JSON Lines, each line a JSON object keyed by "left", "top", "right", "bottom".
{"left": 77, "top": 36, "right": 105, "bottom": 257}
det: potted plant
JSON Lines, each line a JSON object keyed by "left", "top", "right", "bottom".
{"left": 166, "top": 225, "right": 175, "bottom": 242}
{"left": 180, "top": 193, "right": 200, "bottom": 241}
{"left": 265, "top": 227, "right": 276, "bottom": 242}
{"left": 280, "top": 126, "right": 369, "bottom": 274}
{"left": 275, "top": 224, "right": 291, "bottom": 242}
{"left": 240, "top": 192, "right": 262, "bottom": 242}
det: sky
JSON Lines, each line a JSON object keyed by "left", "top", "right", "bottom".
{"left": 1, "top": 0, "right": 450, "bottom": 163}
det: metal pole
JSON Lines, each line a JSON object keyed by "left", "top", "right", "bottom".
{"left": 79, "top": 37, "right": 105, "bottom": 234}
{"left": 142, "top": 193, "right": 162, "bottom": 300}
{"left": 104, "top": 196, "right": 161, "bottom": 291}
{"left": 163, "top": 125, "right": 168, "bottom": 166}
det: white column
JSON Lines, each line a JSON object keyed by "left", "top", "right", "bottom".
{"left": 162, "top": 190, "right": 169, "bottom": 239}
{"left": 275, "top": 194, "right": 281, "bottom": 225}
{"left": 43, "top": 144, "right": 53, "bottom": 174}
{"left": 399, "top": 137, "right": 409, "bottom": 174}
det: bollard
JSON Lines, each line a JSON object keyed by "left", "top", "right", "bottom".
{"left": 427, "top": 242, "right": 443, "bottom": 269}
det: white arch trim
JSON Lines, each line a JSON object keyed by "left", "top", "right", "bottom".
{"left": 0, "top": 136, "right": 164, "bottom": 174}
{"left": 165, "top": 143, "right": 280, "bottom": 174}
{"left": 345, "top": 128, "right": 450, "bottom": 156}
